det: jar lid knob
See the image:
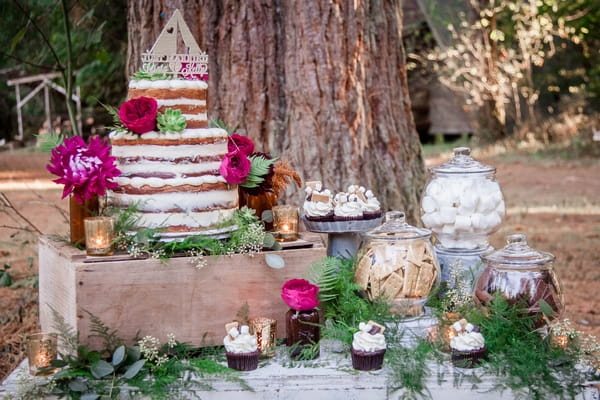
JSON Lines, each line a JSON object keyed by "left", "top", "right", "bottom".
{"left": 385, "top": 211, "right": 405, "bottom": 223}
{"left": 506, "top": 233, "right": 527, "bottom": 245}
{"left": 453, "top": 147, "right": 471, "bottom": 156}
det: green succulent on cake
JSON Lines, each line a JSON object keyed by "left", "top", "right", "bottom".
{"left": 157, "top": 108, "right": 187, "bottom": 133}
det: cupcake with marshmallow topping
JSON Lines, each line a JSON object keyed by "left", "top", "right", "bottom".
{"left": 449, "top": 319, "right": 486, "bottom": 368}
{"left": 224, "top": 322, "right": 260, "bottom": 371}
{"left": 351, "top": 321, "right": 387, "bottom": 371}
{"left": 303, "top": 181, "right": 334, "bottom": 221}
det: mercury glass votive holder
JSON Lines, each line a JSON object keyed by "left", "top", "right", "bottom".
{"left": 26, "top": 333, "right": 58, "bottom": 376}
{"left": 249, "top": 317, "right": 277, "bottom": 358}
{"left": 272, "top": 205, "right": 298, "bottom": 242}
{"left": 84, "top": 216, "right": 115, "bottom": 256}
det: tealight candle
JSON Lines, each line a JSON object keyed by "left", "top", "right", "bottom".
{"left": 26, "top": 333, "right": 58, "bottom": 376}
{"left": 249, "top": 317, "right": 277, "bottom": 358}
{"left": 84, "top": 216, "right": 115, "bottom": 256}
{"left": 273, "top": 205, "right": 298, "bottom": 242}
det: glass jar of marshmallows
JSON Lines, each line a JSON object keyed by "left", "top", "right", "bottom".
{"left": 421, "top": 147, "right": 505, "bottom": 251}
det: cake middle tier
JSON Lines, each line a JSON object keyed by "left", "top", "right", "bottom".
{"left": 109, "top": 127, "right": 239, "bottom": 233}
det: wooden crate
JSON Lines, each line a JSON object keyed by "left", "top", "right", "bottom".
{"left": 38, "top": 235, "right": 326, "bottom": 348}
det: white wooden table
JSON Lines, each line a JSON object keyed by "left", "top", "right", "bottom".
{"left": 2, "top": 340, "right": 598, "bottom": 400}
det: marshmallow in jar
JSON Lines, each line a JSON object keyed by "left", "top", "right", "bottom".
{"left": 421, "top": 147, "right": 505, "bottom": 250}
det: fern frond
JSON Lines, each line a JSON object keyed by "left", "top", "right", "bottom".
{"left": 83, "top": 308, "right": 124, "bottom": 354}
{"left": 306, "top": 257, "right": 343, "bottom": 302}
{"left": 49, "top": 305, "right": 79, "bottom": 355}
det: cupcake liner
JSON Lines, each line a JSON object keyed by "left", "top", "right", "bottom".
{"left": 451, "top": 346, "right": 486, "bottom": 368}
{"left": 363, "top": 211, "right": 383, "bottom": 220}
{"left": 334, "top": 215, "right": 364, "bottom": 222}
{"left": 306, "top": 213, "right": 335, "bottom": 222}
{"left": 226, "top": 350, "right": 260, "bottom": 371}
{"left": 302, "top": 216, "right": 383, "bottom": 233}
{"left": 351, "top": 347, "right": 386, "bottom": 371}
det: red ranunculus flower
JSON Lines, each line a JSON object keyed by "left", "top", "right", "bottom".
{"left": 47, "top": 136, "right": 121, "bottom": 204}
{"left": 228, "top": 134, "right": 254, "bottom": 156}
{"left": 281, "top": 279, "right": 320, "bottom": 311}
{"left": 118, "top": 96, "right": 158, "bottom": 134}
{"left": 219, "top": 149, "right": 251, "bottom": 184}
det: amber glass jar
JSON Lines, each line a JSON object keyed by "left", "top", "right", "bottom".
{"left": 285, "top": 308, "right": 320, "bottom": 360}
{"left": 69, "top": 195, "right": 99, "bottom": 246}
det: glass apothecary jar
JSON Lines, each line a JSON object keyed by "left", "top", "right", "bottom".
{"left": 354, "top": 211, "right": 440, "bottom": 316}
{"left": 421, "top": 147, "right": 505, "bottom": 250}
{"left": 474, "top": 234, "right": 564, "bottom": 327}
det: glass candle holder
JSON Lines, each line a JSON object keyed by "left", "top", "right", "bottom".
{"left": 273, "top": 205, "right": 298, "bottom": 242}
{"left": 249, "top": 317, "right": 277, "bottom": 358}
{"left": 84, "top": 216, "right": 115, "bottom": 256}
{"left": 26, "top": 333, "right": 58, "bottom": 376}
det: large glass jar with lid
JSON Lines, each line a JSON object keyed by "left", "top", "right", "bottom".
{"left": 421, "top": 147, "right": 505, "bottom": 250}
{"left": 354, "top": 211, "right": 440, "bottom": 316}
{"left": 474, "top": 233, "right": 564, "bottom": 327}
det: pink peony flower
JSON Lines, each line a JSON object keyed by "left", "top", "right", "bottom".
{"left": 219, "top": 149, "right": 251, "bottom": 184}
{"left": 118, "top": 97, "right": 157, "bottom": 134}
{"left": 47, "top": 136, "right": 121, "bottom": 204}
{"left": 281, "top": 279, "right": 320, "bottom": 311}
{"left": 228, "top": 134, "right": 255, "bottom": 156}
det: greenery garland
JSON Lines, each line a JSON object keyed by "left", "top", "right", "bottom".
{"left": 306, "top": 257, "right": 599, "bottom": 399}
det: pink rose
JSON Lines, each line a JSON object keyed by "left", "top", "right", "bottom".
{"left": 118, "top": 97, "right": 158, "bottom": 134}
{"left": 228, "top": 134, "right": 254, "bottom": 156}
{"left": 219, "top": 149, "right": 251, "bottom": 184}
{"left": 281, "top": 279, "right": 320, "bottom": 311}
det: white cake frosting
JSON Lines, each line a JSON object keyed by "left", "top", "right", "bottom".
{"left": 303, "top": 200, "right": 333, "bottom": 217}
{"left": 352, "top": 322, "right": 386, "bottom": 352}
{"left": 223, "top": 325, "right": 258, "bottom": 354}
{"left": 129, "top": 79, "right": 208, "bottom": 90}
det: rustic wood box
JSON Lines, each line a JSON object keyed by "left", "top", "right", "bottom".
{"left": 38, "top": 235, "right": 326, "bottom": 347}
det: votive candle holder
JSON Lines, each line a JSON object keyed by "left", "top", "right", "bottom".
{"left": 249, "top": 317, "right": 277, "bottom": 358}
{"left": 273, "top": 205, "right": 298, "bottom": 242}
{"left": 26, "top": 333, "right": 58, "bottom": 376}
{"left": 84, "top": 216, "right": 115, "bottom": 256}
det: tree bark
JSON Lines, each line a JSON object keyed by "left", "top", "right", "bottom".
{"left": 127, "top": 0, "right": 425, "bottom": 221}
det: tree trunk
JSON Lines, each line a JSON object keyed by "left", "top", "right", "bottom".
{"left": 127, "top": 0, "right": 426, "bottom": 221}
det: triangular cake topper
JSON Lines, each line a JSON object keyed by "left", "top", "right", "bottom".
{"left": 140, "top": 9, "right": 208, "bottom": 79}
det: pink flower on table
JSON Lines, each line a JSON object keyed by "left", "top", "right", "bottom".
{"left": 281, "top": 279, "right": 320, "bottom": 311}
{"left": 118, "top": 96, "right": 157, "bottom": 134}
{"left": 228, "top": 134, "right": 255, "bottom": 156}
{"left": 47, "top": 136, "right": 121, "bottom": 204}
{"left": 219, "top": 149, "right": 251, "bottom": 184}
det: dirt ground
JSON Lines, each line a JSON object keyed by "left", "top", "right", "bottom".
{"left": 0, "top": 149, "right": 599, "bottom": 382}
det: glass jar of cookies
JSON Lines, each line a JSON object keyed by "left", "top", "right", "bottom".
{"left": 421, "top": 147, "right": 505, "bottom": 250}
{"left": 474, "top": 233, "right": 564, "bottom": 327}
{"left": 355, "top": 211, "right": 440, "bottom": 316}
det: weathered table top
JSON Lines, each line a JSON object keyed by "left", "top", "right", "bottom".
{"left": 2, "top": 340, "right": 598, "bottom": 400}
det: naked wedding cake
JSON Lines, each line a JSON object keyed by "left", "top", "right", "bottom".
{"left": 108, "top": 10, "right": 238, "bottom": 236}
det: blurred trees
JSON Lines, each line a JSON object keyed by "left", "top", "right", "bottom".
{"left": 415, "top": 0, "right": 599, "bottom": 142}
{"left": 0, "top": 0, "right": 127, "bottom": 140}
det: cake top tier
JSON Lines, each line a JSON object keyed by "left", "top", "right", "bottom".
{"left": 135, "top": 9, "right": 208, "bottom": 81}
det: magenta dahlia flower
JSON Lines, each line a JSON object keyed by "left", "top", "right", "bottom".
{"left": 47, "top": 136, "right": 121, "bottom": 204}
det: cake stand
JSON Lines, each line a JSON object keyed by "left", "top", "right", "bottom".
{"left": 301, "top": 216, "right": 383, "bottom": 258}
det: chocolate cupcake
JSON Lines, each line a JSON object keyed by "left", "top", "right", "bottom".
{"left": 451, "top": 346, "right": 486, "bottom": 368}
{"left": 223, "top": 322, "right": 260, "bottom": 371}
{"left": 351, "top": 321, "right": 387, "bottom": 371}
{"left": 303, "top": 182, "right": 335, "bottom": 221}
{"left": 226, "top": 349, "right": 261, "bottom": 371}
{"left": 449, "top": 319, "right": 486, "bottom": 368}
{"left": 333, "top": 193, "right": 364, "bottom": 221}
